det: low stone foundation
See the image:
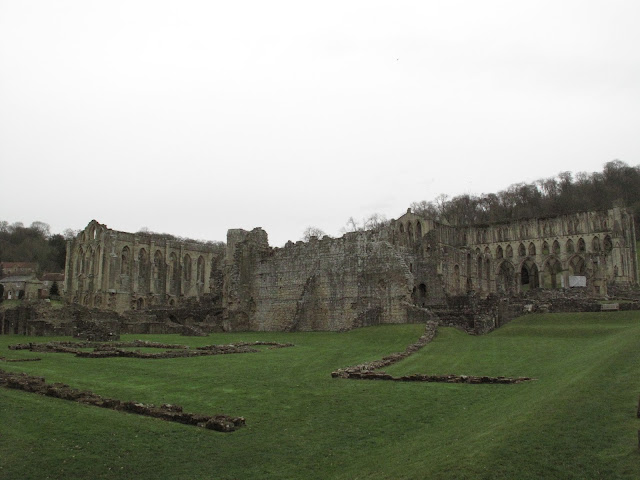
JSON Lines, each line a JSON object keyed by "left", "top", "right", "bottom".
{"left": 0, "top": 369, "right": 245, "bottom": 432}
{"left": 332, "top": 321, "right": 534, "bottom": 384}
{"left": 9, "top": 340, "right": 294, "bottom": 359}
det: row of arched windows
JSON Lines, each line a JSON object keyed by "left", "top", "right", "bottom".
{"left": 118, "top": 247, "right": 205, "bottom": 283}
{"left": 475, "top": 236, "right": 613, "bottom": 260}
{"left": 75, "top": 246, "right": 101, "bottom": 276}
{"left": 398, "top": 220, "right": 424, "bottom": 242}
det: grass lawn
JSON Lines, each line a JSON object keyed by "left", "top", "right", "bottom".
{"left": 1, "top": 313, "right": 640, "bottom": 479}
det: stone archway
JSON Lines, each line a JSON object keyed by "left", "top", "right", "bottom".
{"left": 520, "top": 259, "right": 539, "bottom": 292}
{"left": 542, "top": 257, "right": 563, "bottom": 289}
{"left": 496, "top": 261, "right": 516, "bottom": 295}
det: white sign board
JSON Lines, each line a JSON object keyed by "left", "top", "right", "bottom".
{"left": 569, "top": 276, "right": 587, "bottom": 288}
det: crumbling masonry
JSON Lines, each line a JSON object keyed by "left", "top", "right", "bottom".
{"left": 64, "top": 207, "right": 638, "bottom": 330}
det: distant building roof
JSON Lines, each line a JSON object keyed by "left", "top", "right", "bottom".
{"left": 0, "top": 275, "right": 41, "bottom": 284}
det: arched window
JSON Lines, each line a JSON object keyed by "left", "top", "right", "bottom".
{"left": 138, "top": 248, "right": 149, "bottom": 291}
{"left": 603, "top": 235, "right": 613, "bottom": 253}
{"left": 76, "top": 247, "right": 84, "bottom": 276}
{"left": 566, "top": 239, "right": 575, "bottom": 253}
{"left": 528, "top": 242, "right": 536, "bottom": 256}
{"left": 497, "top": 261, "right": 515, "bottom": 294}
{"left": 86, "top": 248, "right": 93, "bottom": 276}
{"left": 169, "top": 252, "right": 178, "bottom": 295}
{"left": 518, "top": 243, "right": 526, "bottom": 257}
{"left": 506, "top": 244, "right": 513, "bottom": 258}
{"left": 578, "top": 238, "right": 586, "bottom": 253}
{"left": 94, "top": 247, "right": 100, "bottom": 275}
{"left": 569, "top": 256, "right": 586, "bottom": 276}
{"left": 592, "top": 236, "right": 601, "bottom": 252}
{"left": 520, "top": 260, "right": 539, "bottom": 291}
{"left": 121, "top": 247, "right": 130, "bottom": 275}
{"left": 153, "top": 251, "right": 163, "bottom": 280}
{"left": 552, "top": 240, "right": 561, "bottom": 255}
{"left": 183, "top": 254, "right": 192, "bottom": 281}
{"left": 416, "top": 221, "right": 422, "bottom": 240}
{"left": 197, "top": 256, "right": 205, "bottom": 283}
{"left": 496, "top": 245, "right": 503, "bottom": 259}
{"left": 543, "top": 258, "right": 563, "bottom": 289}
{"left": 542, "top": 242, "right": 550, "bottom": 255}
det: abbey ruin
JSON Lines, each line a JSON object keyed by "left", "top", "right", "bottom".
{"left": 63, "top": 207, "right": 638, "bottom": 331}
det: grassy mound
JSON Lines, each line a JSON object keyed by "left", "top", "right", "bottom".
{"left": 1, "top": 313, "right": 640, "bottom": 479}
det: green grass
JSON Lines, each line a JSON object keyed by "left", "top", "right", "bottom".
{"left": 0, "top": 299, "right": 63, "bottom": 311}
{"left": 1, "top": 314, "right": 640, "bottom": 479}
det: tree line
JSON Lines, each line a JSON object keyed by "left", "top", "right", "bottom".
{"left": 0, "top": 221, "right": 73, "bottom": 275}
{"left": 302, "top": 160, "right": 640, "bottom": 241}
{"left": 410, "top": 160, "right": 640, "bottom": 230}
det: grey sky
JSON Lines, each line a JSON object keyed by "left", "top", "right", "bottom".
{"left": 1, "top": 1, "right": 639, "bottom": 246}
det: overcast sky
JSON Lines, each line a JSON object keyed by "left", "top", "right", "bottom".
{"left": 1, "top": 1, "right": 639, "bottom": 246}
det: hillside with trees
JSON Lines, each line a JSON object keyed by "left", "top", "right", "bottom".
{"left": 0, "top": 222, "right": 71, "bottom": 275}
{"left": 411, "top": 160, "right": 640, "bottom": 232}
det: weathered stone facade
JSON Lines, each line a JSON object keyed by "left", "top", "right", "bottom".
{"left": 389, "top": 206, "right": 637, "bottom": 302}
{"left": 224, "top": 207, "right": 638, "bottom": 330}
{"left": 64, "top": 220, "right": 222, "bottom": 312}
{"left": 223, "top": 228, "right": 413, "bottom": 331}
{"left": 62, "top": 207, "right": 638, "bottom": 331}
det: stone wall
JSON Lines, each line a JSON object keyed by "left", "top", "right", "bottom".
{"left": 390, "top": 206, "right": 638, "bottom": 300}
{"left": 64, "top": 220, "right": 223, "bottom": 313}
{"left": 223, "top": 229, "right": 414, "bottom": 331}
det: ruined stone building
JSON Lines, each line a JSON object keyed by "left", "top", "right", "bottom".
{"left": 223, "top": 207, "right": 637, "bottom": 330}
{"left": 64, "top": 207, "right": 638, "bottom": 329}
{"left": 64, "top": 221, "right": 222, "bottom": 312}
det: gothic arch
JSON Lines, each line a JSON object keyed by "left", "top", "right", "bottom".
{"left": 528, "top": 242, "right": 537, "bottom": 256}
{"left": 520, "top": 259, "right": 539, "bottom": 291}
{"left": 568, "top": 255, "right": 586, "bottom": 276}
{"left": 183, "top": 254, "right": 192, "bottom": 282}
{"left": 169, "top": 252, "right": 178, "bottom": 295}
{"left": 496, "top": 260, "right": 516, "bottom": 295}
{"left": 121, "top": 246, "right": 131, "bottom": 275}
{"left": 76, "top": 247, "right": 84, "bottom": 276}
{"left": 518, "top": 243, "right": 526, "bottom": 257}
{"left": 566, "top": 239, "right": 575, "bottom": 254}
{"left": 138, "top": 249, "right": 149, "bottom": 293}
{"left": 542, "top": 257, "right": 563, "bottom": 289}
{"left": 197, "top": 256, "right": 205, "bottom": 283}
{"left": 578, "top": 238, "right": 586, "bottom": 253}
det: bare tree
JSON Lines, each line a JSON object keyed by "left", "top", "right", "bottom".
{"left": 302, "top": 226, "right": 327, "bottom": 241}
